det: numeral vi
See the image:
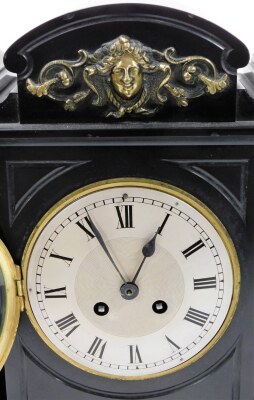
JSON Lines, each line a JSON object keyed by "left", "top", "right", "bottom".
{"left": 129, "top": 345, "right": 142, "bottom": 364}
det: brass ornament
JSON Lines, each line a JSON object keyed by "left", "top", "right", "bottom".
{"left": 26, "top": 36, "right": 229, "bottom": 118}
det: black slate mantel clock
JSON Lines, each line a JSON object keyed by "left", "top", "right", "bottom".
{"left": 0, "top": 4, "right": 254, "bottom": 400}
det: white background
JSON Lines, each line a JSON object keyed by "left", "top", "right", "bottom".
{"left": 0, "top": 0, "right": 253, "bottom": 62}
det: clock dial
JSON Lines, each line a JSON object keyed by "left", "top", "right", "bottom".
{"left": 23, "top": 179, "right": 240, "bottom": 379}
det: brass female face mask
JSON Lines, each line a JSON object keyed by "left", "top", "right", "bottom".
{"left": 111, "top": 54, "right": 143, "bottom": 99}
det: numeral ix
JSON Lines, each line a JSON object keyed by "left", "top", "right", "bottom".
{"left": 44, "top": 286, "right": 67, "bottom": 298}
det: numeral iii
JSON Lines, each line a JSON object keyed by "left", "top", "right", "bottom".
{"left": 194, "top": 277, "right": 217, "bottom": 290}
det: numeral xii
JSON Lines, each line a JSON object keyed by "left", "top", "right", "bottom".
{"left": 116, "top": 205, "right": 134, "bottom": 229}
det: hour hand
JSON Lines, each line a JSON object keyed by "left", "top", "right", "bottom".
{"left": 132, "top": 228, "right": 159, "bottom": 284}
{"left": 86, "top": 212, "right": 126, "bottom": 283}
{"left": 142, "top": 229, "right": 158, "bottom": 258}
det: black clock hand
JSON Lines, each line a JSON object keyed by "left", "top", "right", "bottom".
{"left": 87, "top": 212, "right": 126, "bottom": 283}
{"left": 132, "top": 228, "right": 159, "bottom": 284}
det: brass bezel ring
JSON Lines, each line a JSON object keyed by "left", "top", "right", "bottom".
{"left": 0, "top": 241, "right": 20, "bottom": 370}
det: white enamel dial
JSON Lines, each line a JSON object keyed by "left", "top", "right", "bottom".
{"left": 23, "top": 179, "right": 240, "bottom": 379}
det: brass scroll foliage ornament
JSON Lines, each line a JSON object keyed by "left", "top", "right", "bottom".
{"left": 26, "top": 36, "right": 229, "bottom": 118}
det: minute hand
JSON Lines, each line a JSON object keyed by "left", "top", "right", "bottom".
{"left": 132, "top": 229, "right": 159, "bottom": 284}
{"left": 87, "top": 213, "right": 126, "bottom": 283}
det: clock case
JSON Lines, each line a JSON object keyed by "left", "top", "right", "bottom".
{"left": 0, "top": 4, "right": 253, "bottom": 400}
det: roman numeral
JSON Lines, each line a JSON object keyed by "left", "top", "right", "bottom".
{"left": 116, "top": 205, "right": 134, "bottom": 229}
{"left": 194, "top": 277, "right": 217, "bottom": 290}
{"left": 184, "top": 307, "right": 209, "bottom": 327}
{"left": 76, "top": 217, "right": 95, "bottom": 241}
{"left": 129, "top": 345, "right": 142, "bottom": 364}
{"left": 44, "top": 286, "right": 67, "bottom": 298}
{"left": 165, "top": 336, "right": 180, "bottom": 353}
{"left": 182, "top": 239, "right": 205, "bottom": 258}
{"left": 55, "top": 313, "right": 80, "bottom": 337}
{"left": 50, "top": 251, "right": 73, "bottom": 267}
{"left": 87, "top": 337, "right": 107, "bottom": 359}
{"left": 158, "top": 213, "right": 170, "bottom": 235}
